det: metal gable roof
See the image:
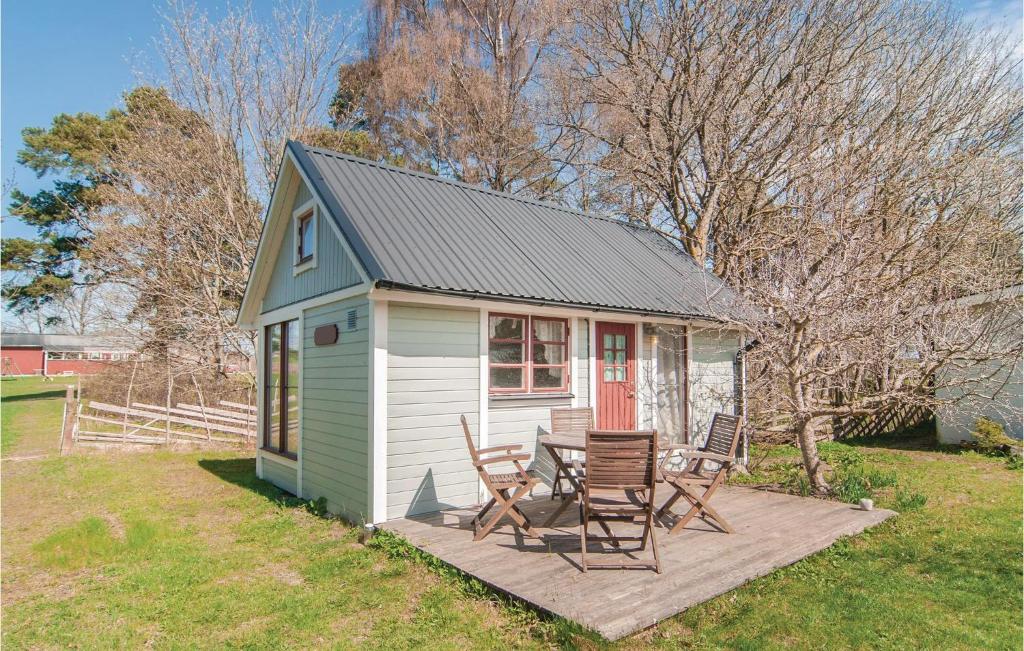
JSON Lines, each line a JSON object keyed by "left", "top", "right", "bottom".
{"left": 291, "top": 141, "right": 751, "bottom": 321}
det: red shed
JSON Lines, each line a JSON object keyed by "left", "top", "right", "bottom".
{"left": 0, "top": 333, "right": 137, "bottom": 376}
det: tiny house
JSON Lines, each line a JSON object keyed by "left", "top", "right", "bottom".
{"left": 238, "top": 141, "right": 752, "bottom": 524}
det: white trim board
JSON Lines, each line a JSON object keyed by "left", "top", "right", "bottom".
{"left": 368, "top": 299, "right": 389, "bottom": 524}
{"left": 296, "top": 310, "right": 305, "bottom": 497}
{"left": 258, "top": 451, "right": 298, "bottom": 470}
{"left": 256, "top": 326, "right": 264, "bottom": 478}
{"left": 370, "top": 288, "right": 741, "bottom": 331}
{"left": 571, "top": 317, "right": 580, "bottom": 409}
{"left": 478, "top": 308, "right": 490, "bottom": 502}
{"left": 588, "top": 319, "right": 597, "bottom": 410}
{"left": 255, "top": 284, "right": 370, "bottom": 327}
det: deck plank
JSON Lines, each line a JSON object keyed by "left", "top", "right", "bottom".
{"left": 382, "top": 486, "right": 894, "bottom": 641}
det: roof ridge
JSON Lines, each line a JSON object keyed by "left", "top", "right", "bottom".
{"left": 296, "top": 141, "right": 653, "bottom": 231}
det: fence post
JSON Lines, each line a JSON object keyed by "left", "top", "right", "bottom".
{"left": 60, "top": 385, "right": 77, "bottom": 456}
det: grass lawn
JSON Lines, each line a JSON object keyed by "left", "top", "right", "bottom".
{"left": 0, "top": 375, "right": 76, "bottom": 457}
{"left": 1, "top": 376, "right": 1021, "bottom": 649}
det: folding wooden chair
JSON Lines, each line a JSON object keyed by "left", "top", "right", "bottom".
{"left": 657, "top": 413, "right": 742, "bottom": 535}
{"left": 461, "top": 415, "right": 541, "bottom": 541}
{"left": 549, "top": 407, "right": 593, "bottom": 499}
{"left": 577, "top": 429, "right": 661, "bottom": 573}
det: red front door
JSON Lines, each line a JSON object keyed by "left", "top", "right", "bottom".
{"left": 596, "top": 321, "right": 636, "bottom": 429}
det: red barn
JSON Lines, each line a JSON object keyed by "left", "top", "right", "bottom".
{"left": 0, "top": 333, "right": 137, "bottom": 376}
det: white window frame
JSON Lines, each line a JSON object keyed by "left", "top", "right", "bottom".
{"left": 292, "top": 198, "right": 318, "bottom": 276}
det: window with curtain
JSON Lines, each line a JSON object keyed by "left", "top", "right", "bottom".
{"left": 488, "top": 314, "right": 569, "bottom": 393}
{"left": 655, "top": 326, "right": 688, "bottom": 444}
{"left": 264, "top": 319, "right": 300, "bottom": 457}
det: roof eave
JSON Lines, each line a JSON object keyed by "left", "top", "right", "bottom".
{"left": 372, "top": 280, "right": 751, "bottom": 326}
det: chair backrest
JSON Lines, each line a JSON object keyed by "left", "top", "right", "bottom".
{"left": 584, "top": 430, "right": 658, "bottom": 492}
{"left": 550, "top": 407, "right": 594, "bottom": 438}
{"left": 703, "top": 413, "right": 743, "bottom": 459}
{"left": 460, "top": 415, "right": 480, "bottom": 464}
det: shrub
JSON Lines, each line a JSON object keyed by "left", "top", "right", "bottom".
{"left": 831, "top": 465, "right": 899, "bottom": 504}
{"left": 832, "top": 471, "right": 872, "bottom": 503}
{"left": 971, "top": 417, "right": 1016, "bottom": 453}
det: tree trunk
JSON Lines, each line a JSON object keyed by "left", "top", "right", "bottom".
{"left": 796, "top": 417, "right": 830, "bottom": 494}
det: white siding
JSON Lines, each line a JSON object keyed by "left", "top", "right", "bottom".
{"left": 386, "top": 304, "right": 480, "bottom": 519}
{"left": 936, "top": 358, "right": 1023, "bottom": 444}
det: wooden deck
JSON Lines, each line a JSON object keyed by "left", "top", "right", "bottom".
{"left": 383, "top": 486, "right": 895, "bottom": 641}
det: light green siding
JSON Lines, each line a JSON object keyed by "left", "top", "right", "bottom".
{"left": 387, "top": 303, "right": 480, "bottom": 519}
{"left": 262, "top": 456, "right": 297, "bottom": 495}
{"left": 261, "top": 179, "right": 364, "bottom": 313}
{"left": 302, "top": 296, "right": 370, "bottom": 521}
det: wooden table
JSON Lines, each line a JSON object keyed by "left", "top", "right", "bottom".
{"left": 538, "top": 431, "right": 586, "bottom": 527}
{"left": 539, "top": 431, "right": 676, "bottom": 528}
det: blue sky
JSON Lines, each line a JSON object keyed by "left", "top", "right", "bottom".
{"left": 2, "top": 0, "right": 1021, "bottom": 241}
{"left": 1, "top": 0, "right": 363, "bottom": 239}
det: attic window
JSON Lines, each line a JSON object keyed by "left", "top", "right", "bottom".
{"left": 292, "top": 200, "right": 317, "bottom": 275}
{"left": 297, "top": 211, "right": 314, "bottom": 263}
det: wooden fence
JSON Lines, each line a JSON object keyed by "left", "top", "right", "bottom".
{"left": 74, "top": 398, "right": 257, "bottom": 448}
{"left": 833, "top": 404, "right": 932, "bottom": 440}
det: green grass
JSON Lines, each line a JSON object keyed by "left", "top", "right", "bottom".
{"left": 0, "top": 375, "right": 75, "bottom": 456}
{"left": 1, "top": 376, "right": 1021, "bottom": 649}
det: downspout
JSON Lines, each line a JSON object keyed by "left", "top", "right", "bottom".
{"left": 736, "top": 338, "right": 760, "bottom": 467}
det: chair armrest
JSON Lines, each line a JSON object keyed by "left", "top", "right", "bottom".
{"left": 662, "top": 444, "right": 700, "bottom": 452}
{"left": 477, "top": 453, "right": 531, "bottom": 466}
{"left": 683, "top": 451, "right": 735, "bottom": 463}
{"left": 477, "top": 444, "right": 523, "bottom": 455}
{"left": 659, "top": 444, "right": 699, "bottom": 469}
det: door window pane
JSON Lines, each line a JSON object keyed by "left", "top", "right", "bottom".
{"left": 604, "top": 333, "right": 613, "bottom": 349}
{"left": 264, "top": 320, "right": 299, "bottom": 456}
{"left": 285, "top": 386, "right": 299, "bottom": 454}
{"left": 287, "top": 321, "right": 300, "bottom": 386}
{"left": 615, "top": 334, "right": 626, "bottom": 349}
{"left": 265, "top": 324, "right": 282, "bottom": 450}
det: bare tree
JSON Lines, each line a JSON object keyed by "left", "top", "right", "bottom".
{"left": 69, "top": 1, "right": 356, "bottom": 389}
{"left": 158, "top": 0, "right": 356, "bottom": 200}
{"left": 559, "top": 0, "right": 1023, "bottom": 491}
{"left": 88, "top": 88, "right": 259, "bottom": 380}
{"left": 347, "top": 0, "right": 577, "bottom": 196}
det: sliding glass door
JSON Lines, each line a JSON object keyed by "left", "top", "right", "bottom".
{"left": 264, "top": 320, "right": 299, "bottom": 457}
